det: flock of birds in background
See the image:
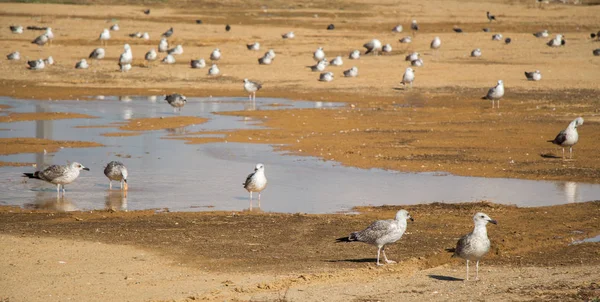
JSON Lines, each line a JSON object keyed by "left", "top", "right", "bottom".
{"left": 7, "top": 8, "right": 596, "bottom": 277}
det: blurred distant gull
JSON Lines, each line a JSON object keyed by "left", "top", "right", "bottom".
{"left": 44, "top": 28, "right": 54, "bottom": 46}
{"left": 258, "top": 53, "right": 273, "bottom": 65}
{"left": 143, "top": 9, "right": 150, "bottom": 15}
{"left": 190, "top": 58, "right": 206, "bottom": 68}
{"left": 165, "top": 93, "right": 186, "bottom": 112}
{"left": 27, "top": 59, "right": 45, "bottom": 70}
{"left": 405, "top": 52, "right": 419, "bottom": 61}
{"left": 243, "top": 78, "right": 262, "bottom": 100}
{"left": 210, "top": 48, "right": 221, "bottom": 61}
{"left": 208, "top": 64, "right": 220, "bottom": 75}
{"left": 524, "top": 70, "right": 541, "bottom": 81}
{"left": 314, "top": 47, "right": 325, "bottom": 61}
{"left": 430, "top": 36, "right": 441, "bottom": 50}
{"left": 7, "top": 51, "right": 20, "bottom": 60}
{"left": 247, "top": 42, "right": 260, "bottom": 50}
{"left": 310, "top": 59, "right": 328, "bottom": 72}
{"left": 343, "top": 66, "right": 358, "bottom": 77}
{"left": 168, "top": 45, "right": 183, "bottom": 55}
{"left": 145, "top": 48, "right": 157, "bottom": 61}
{"left": 319, "top": 71, "right": 334, "bottom": 82}
{"left": 547, "top": 34, "right": 564, "bottom": 47}
{"left": 401, "top": 67, "right": 415, "bottom": 89}
{"left": 448, "top": 212, "right": 497, "bottom": 281}
{"left": 162, "top": 27, "right": 174, "bottom": 38}
{"left": 591, "top": 31, "right": 600, "bottom": 40}
{"left": 10, "top": 25, "right": 23, "bottom": 34}
{"left": 492, "top": 34, "right": 502, "bottom": 41}
{"left": 23, "top": 162, "right": 90, "bottom": 195}
{"left": 399, "top": 36, "right": 412, "bottom": 43}
{"left": 482, "top": 28, "right": 490, "bottom": 32}
{"left": 548, "top": 117, "right": 584, "bottom": 159}
{"left": 411, "top": 20, "right": 419, "bottom": 34}
{"left": 382, "top": 44, "right": 392, "bottom": 53}
{"left": 363, "top": 39, "right": 382, "bottom": 55}
{"left": 110, "top": 24, "right": 119, "bottom": 31}
{"left": 104, "top": 161, "right": 128, "bottom": 190}
{"left": 487, "top": 11, "right": 496, "bottom": 22}
{"left": 282, "top": 31, "right": 295, "bottom": 39}
{"left": 349, "top": 50, "right": 360, "bottom": 59}
{"left": 392, "top": 25, "right": 403, "bottom": 32}
{"left": 75, "top": 59, "right": 89, "bottom": 69}
{"left": 162, "top": 54, "right": 176, "bottom": 64}
{"left": 99, "top": 28, "right": 110, "bottom": 46}
{"left": 243, "top": 163, "right": 267, "bottom": 208}
{"left": 471, "top": 48, "right": 482, "bottom": 57}
{"left": 32, "top": 33, "right": 49, "bottom": 47}
{"left": 482, "top": 80, "right": 504, "bottom": 108}
{"left": 196, "top": 20, "right": 203, "bottom": 24}
{"left": 505, "top": 37, "right": 512, "bottom": 44}
{"left": 45, "top": 56, "right": 54, "bottom": 65}
{"left": 159, "top": 38, "right": 169, "bottom": 52}
{"left": 534, "top": 29, "right": 549, "bottom": 38}
{"left": 120, "top": 44, "right": 132, "bottom": 66}
{"left": 225, "top": 24, "right": 231, "bottom": 32}
{"left": 89, "top": 48, "right": 105, "bottom": 61}
{"left": 453, "top": 26, "right": 463, "bottom": 33}
{"left": 142, "top": 32, "right": 150, "bottom": 40}
{"left": 594, "top": 49, "right": 600, "bottom": 56}
{"left": 330, "top": 56, "right": 343, "bottom": 66}
{"left": 336, "top": 210, "right": 413, "bottom": 266}
{"left": 411, "top": 58, "right": 424, "bottom": 67}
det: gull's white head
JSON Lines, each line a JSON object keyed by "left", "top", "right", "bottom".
{"left": 254, "top": 163, "right": 265, "bottom": 172}
{"left": 124, "top": 44, "right": 131, "bottom": 50}
{"left": 412, "top": 20, "right": 417, "bottom": 24}
{"left": 406, "top": 67, "right": 414, "bottom": 73}
{"left": 70, "top": 162, "right": 90, "bottom": 171}
{"left": 497, "top": 80, "right": 503, "bottom": 86}
{"left": 473, "top": 212, "right": 497, "bottom": 225}
{"left": 571, "top": 117, "right": 584, "bottom": 128}
{"left": 395, "top": 209, "right": 414, "bottom": 222}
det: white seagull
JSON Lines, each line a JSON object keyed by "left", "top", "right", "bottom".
{"left": 319, "top": 71, "right": 334, "bottom": 82}
{"left": 210, "top": 48, "right": 221, "bottom": 62}
{"left": 343, "top": 66, "right": 358, "bottom": 77}
{"left": 399, "top": 36, "right": 412, "bottom": 43}
{"left": 310, "top": 59, "right": 328, "bottom": 72}
{"left": 190, "top": 58, "right": 206, "bottom": 69}
{"left": 167, "top": 45, "right": 183, "bottom": 55}
{"left": 27, "top": 59, "right": 45, "bottom": 70}
{"left": 382, "top": 44, "right": 392, "bottom": 53}
{"left": 282, "top": 31, "right": 295, "bottom": 39}
{"left": 208, "top": 64, "right": 220, "bottom": 75}
{"left": 430, "top": 36, "right": 441, "bottom": 50}
{"left": 243, "top": 163, "right": 267, "bottom": 209}
{"left": 363, "top": 39, "right": 382, "bottom": 55}
{"left": 7, "top": 51, "right": 20, "bottom": 60}
{"left": 247, "top": 42, "right": 260, "bottom": 50}
{"left": 314, "top": 47, "right": 325, "bottom": 61}
{"left": 533, "top": 29, "right": 549, "bottom": 38}
{"left": 158, "top": 38, "right": 169, "bottom": 52}
{"left": 449, "top": 212, "right": 497, "bottom": 281}
{"left": 524, "top": 70, "right": 541, "bottom": 81}
{"left": 547, "top": 117, "right": 584, "bottom": 159}
{"left": 75, "top": 59, "right": 89, "bottom": 69}
{"left": 547, "top": 34, "right": 564, "bottom": 47}
{"left": 89, "top": 48, "right": 105, "bottom": 61}
{"left": 23, "top": 162, "right": 90, "bottom": 195}
{"left": 349, "top": 50, "right": 360, "bottom": 60}
{"left": 145, "top": 49, "right": 157, "bottom": 65}
{"left": 162, "top": 54, "right": 176, "bottom": 64}
{"left": 471, "top": 48, "right": 482, "bottom": 57}
{"left": 482, "top": 80, "right": 504, "bottom": 108}
{"left": 10, "top": 25, "right": 23, "bottom": 34}
{"left": 99, "top": 28, "right": 110, "bottom": 46}
{"left": 120, "top": 44, "right": 133, "bottom": 65}
{"left": 330, "top": 56, "right": 343, "bottom": 66}
{"left": 392, "top": 25, "right": 403, "bottom": 33}
{"left": 401, "top": 67, "right": 415, "bottom": 89}
{"left": 110, "top": 24, "right": 119, "bottom": 31}
{"left": 104, "top": 161, "right": 128, "bottom": 190}
{"left": 243, "top": 79, "right": 262, "bottom": 101}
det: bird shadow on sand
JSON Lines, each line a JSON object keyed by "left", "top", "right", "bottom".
{"left": 428, "top": 275, "right": 463, "bottom": 282}
{"left": 540, "top": 153, "right": 561, "bottom": 159}
{"left": 392, "top": 87, "right": 410, "bottom": 91}
{"left": 325, "top": 258, "right": 377, "bottom": 263}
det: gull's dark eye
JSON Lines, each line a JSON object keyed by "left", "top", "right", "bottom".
{"left": 480, "top": 215, "right": 485, "bottom": 218}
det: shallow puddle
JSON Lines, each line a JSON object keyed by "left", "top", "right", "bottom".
{"left": 1, "top": 96, "right": 600, "bottom": 213}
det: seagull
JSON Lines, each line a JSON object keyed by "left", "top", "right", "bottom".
{"left": 363, "top": 39, "right": 382, "bottom": 55}
{"left": 145, "top": 49, "right": 157, "bottom": 62}
{"left": 411, "top": 20, "right": 419, "bottom": 35}
{"left": 533, "top": 29, "right": 549, "bottom": 38}
{"left": 411, "top": 58, "right": 424, "bottom": 67}
{"left": 27, "top": 59, "right": 45, "bottom": 70}
{"left": 10, "top": 25, "right": 23, "bottom": 34}
{"left": 190, "top": 58, "right": 206, "bottom": 68}
{"left": 23, "top": 162, "right": 90, "bottom": 195}
{"left": 382, "top": 44, "right": 392, "bottom": 53}
{"left": 313, "top": 47, "right": 325, "bottom": 61}
{"left": 547, "top": 34, "right": 564, "bottom": 47}
{"left": 243, "top": 163, "right": 267, "bottom": 208}
{"left": 104, "top": 161, "right": 128, "bottom": 190}
{"left": 225, "top": 24, "right": 231, "bottom": 32}
{"left": 392, "top": 25, "right": 403, "bottom": 32}
{"left": 44, "top": 28, "right": 54, "bottom": 45}
{"left": 143, "top": 9, "right": 150, "bottom": 15}
{"left": 336, "top": 210, "right": 413, "bottom": 266}
{"left": 399, "top": 36, "right": 412, "bottom": 43}
{"left": 120, "top": 44, "right": 133, "bottom": 70}
{"left": 158, "top": 38, "right": 169, "bottom": 52}
{"left": 591, "top": 31, "right": 600, "bottom": 40}
{"left": 594, "top": 49, "right": 600, "bottom": 56}
{"left": 343, "top": 66, "right": 358, "bottom": 77}
{"left": 471, "top": 48, "right": 482, "bottom": 57}
{"left": 89, "top": 48, "right": 105, "bottom": 61}
{"left": 405, "top": 52, "right": 419, "bottom": 61}
{"left": 487, "top": 11, "right": 496, "bottom": 22}
{"left": 453, "top": 26, "right": 463, "bottom": 33}
{"left": 168, "top": 45, "right": 183, "bottom": 55}
{"left": 310, "top": 59, "right": 328, "bottom": 72}
{"left": 75, "top": 59, "right": 89, "bottom": 69}
{"left": 7, "top": 51, "right": 20, "bottom": 60}
{"left": 430, "top": 36, "right": 441, "bottom": 50}
{"left": 31, "top": 33, "right": 49, "bottom": 47}
{"left": 319, "top": 71, "right": 334, "bottom": 82}
{"left": 258, "top": 54, "right": 273, "bottom": 65}
{"left": 246, "top": 42, "right": 260, "bottom": 50}
{"left": 492, "top": 34, "right": 503, "bottom": 41}
{"left": 349, "top": 50, "right": 360, "bottom": 60}
{"left": 524, "top": 70, "right": 541, "bottom": 81}
{"left": 330, "top": 56, "right": 343, "bottom": 66}
{"left": 110, "top": 24, "right": 119, "bottom": 31}
{"left": 505, "top": 37, "right": 512, "bottom": 44}
{"left": 548, "top": 117, "right": 584, "bottom": 159}
{"left": 129, "top": 32, "right": 142, "bottom": 38}
{"left": 141, "top": 32, "right": 150, "bottom": 40}
{"left": 482, "top": 28, "right": 491, "bottom": 32}
{"left": 165, "top": 93, "right": 187, "bottom": 112}
{"left": 45, "top": 55, "right": 54, "bottom": 65}
{"left": 448, "top": 212, "right": 497, "bottom": 281}
{"left": 243, "top": 79, "right": 262, "bottom": 101}
{"left": 208, "top": 64, "right": 220, "bottom": 75}
{"left": 266, "top": 49, "right": 276, "bottom": 60}
{"left": 482, "top": 80, "right": 504, "bottom": 108}
{"left": 162, "top": 27, "right": 174, "bottom": 38}
{"left": 210, "top": 48, "right": 221, "bottom": 61}
{"left": 401, "top": 67, "right": 415, "bottom": 89}
{"left": 327, "top": 24, "right": 335, "bottom": 30}
{"left": 99, "top": 28, "right": 110, "bottom": 46}
{"left": 282, "top": 31, "right": 294, "bottom": 39}
{"left": 162, "top": 54, "right": 175, "bottom": 64}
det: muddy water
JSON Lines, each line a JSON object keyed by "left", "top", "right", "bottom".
{"left": 1, "top": 96, "right": 599, "bottom": 213}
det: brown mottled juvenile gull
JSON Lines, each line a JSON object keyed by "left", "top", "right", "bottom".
{"left": 23, "top": 162, "right": 90, "bottom": 195}
{"left": 165, "top": 93, "right": 187, "bottom": 112}
{"left": 243, "top": 79, "right": 262, "bottom": 100}
{"left": 104, "top": 161, "right": 128, "bottom": 190}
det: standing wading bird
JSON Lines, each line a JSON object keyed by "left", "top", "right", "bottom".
{"left": 158, "top": 38, "right": 168, "bottom": 52}
{"left": 547, "top": 117, "right": 584, "bottom": 159}
{"left": 401, "top": 67, "right": 415, "bottom": 89}
{"left": 104, "top": 161, "right": 128, "bottom": 190}
{"left": 336, "top": 210, "right": 413, "bottom": 266}
{"left": 243, "top": 79, "right": 262, "bottom": 101}
{"left": 363, "top": 39, "right": 382, "bottom": 55}
{"left": 313, "top": 47, "right": 325, "bottom": 61}
{"left": 482, "top": 80, "right": 504, "bottom": 108}
{"left": 165, "top": 93, "right": 187, "bottom": 112}
{"left": 447, "top": 213, "right": 497, "bottom": 281}
{"left": 487, "top": 11, "right": 496, "bottom": 22}
{"left": 411, "top": 20, "right": 419, "bottom": 35}
{"left": 99, "top": 28, "right": 110, "bottom": 46}
{"left": 23, "top": 162, "right": 90, "bottom": 195}
{"left": 243, "top": 163, "right": 267, "bottom": 209}
{"left": 119, "top": 44, "right": 132, "bottom": 72}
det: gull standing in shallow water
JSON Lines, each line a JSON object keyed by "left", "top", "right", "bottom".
{"left": 336, "top": 210, "right": 413, "bottom": 266}
{"left": 23, "top": 162, "right": 90, "bottom": 195}
{"left": 243, "top": 163, "right": 267, "bottom": 209}
{"left": 482, "top": 80, "right": 504, "bottom": 108}
{"left": 547, "top": 117, "right": 584, "bottom": 159}
{"left": 448, "top": 212, "right": 497, "bottom": 281}
{"left": 165, "top": 93, "right": 187, "bottom": 112}
{"left": 243, "top": 79, "right": 262, "bottom": 101}
{"left": 104, "top": 161, "right": 128, "bottom": 190}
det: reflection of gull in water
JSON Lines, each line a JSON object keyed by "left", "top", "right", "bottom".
{"left": 122, "top": 108, "right": 133, "bottom": 120}
{"left": 25, "top": 196, "right": 77, "bottom": 212}
{"left": 105, "top": 190, "right": 128, "bottom": 211}
{"left": 557, "top": 181, "right": 579, "bottom": 203}
{"left": 119, "top": 95, "right": 132, "bottom": 102}
{"left": 147, "top": 95, "right": 157, "bottom": 103}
